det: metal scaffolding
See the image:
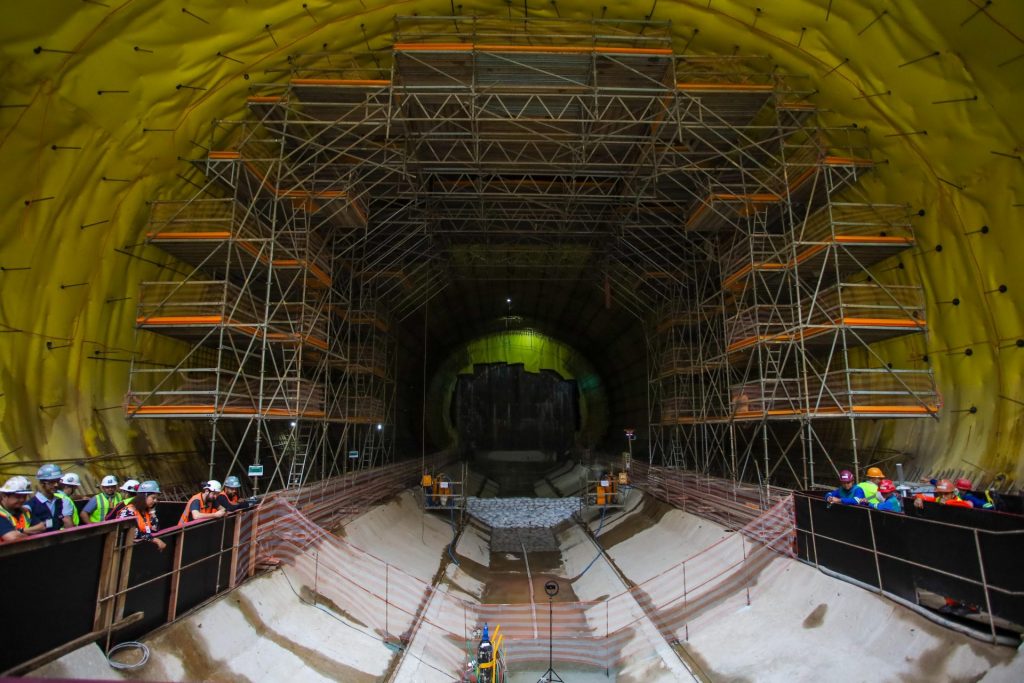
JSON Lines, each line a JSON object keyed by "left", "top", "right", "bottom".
{"left": 125, "top": 16, "right": 937, "bottom": 490}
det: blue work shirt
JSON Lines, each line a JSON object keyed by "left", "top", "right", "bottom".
{"left": 959, "top": 492, "right": 993, "bottom": 509}
{"left": 870, "top": 495, "right": 903, "bottom": 513}
{"left": 826, "top": 485, "right": 867, "bottom": 505}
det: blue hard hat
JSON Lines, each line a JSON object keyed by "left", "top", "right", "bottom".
{"left": 36, "top": 463, "right": 63, "bottom": 481}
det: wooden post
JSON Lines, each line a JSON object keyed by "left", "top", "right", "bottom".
{"left": 167, "top": 529, "right": 185, "bottom": 622}
{"left": 114, "top": 532, "right": 135, "bottom": 622}
{"left": 92, "top": 527, "right": 119, "bottom": 632}
{"left": 228, "top": 512, "right": 243, "bottom": 589}
{"left": 248, "top": 506, "right": 261, "bottom": 578}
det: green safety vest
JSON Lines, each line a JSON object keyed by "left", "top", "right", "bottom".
{"left": 88, "top": 492, "right": 122, "bottom": 523}
{"left": 857, "top": 481, "right": 880, "bottom": 505}
{"left": 54, "top": 491, "right": 79, "bottom": 526}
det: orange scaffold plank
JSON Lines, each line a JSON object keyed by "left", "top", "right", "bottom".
{"left": 676, "top": 82, "right": 774, "bottom": 92}
{"left": 290, "top": 78, "right": 391, "bottom": 86}
{"left": 137, "top": 315, "right": 330, "bottom": 350}
{"left": 393, "top": 42, "right": 673, "bottom": 56}
{"left": 127, "top": 406, "right": 327, "bottom": 418}
{"left": 727, "top": 318, "right": 927, "bottom": 351}
{"left": 723, "top": 237, "right": 912, "bottom": 290}
{"left": 145, "top": 232, "right": 332, "bottom": 288}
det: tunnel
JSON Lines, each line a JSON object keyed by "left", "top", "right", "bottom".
{"left": 2, "top": 2, "right": 1024, "bottom": 681}
{"left": 2, "top": 1, "right": 1022, "bottom": 492}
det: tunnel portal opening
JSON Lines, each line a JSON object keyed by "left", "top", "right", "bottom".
{"left": 455, "top": 362, "right": 580, "bottom": 495}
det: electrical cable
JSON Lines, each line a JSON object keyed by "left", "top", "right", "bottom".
{"left": 106, "top": 641, "right": 150, "bottom": 670}
{"left": 447, "top": 505, "right": 460, "bottom": 566}
{"left": 577, "top": 505, "right": 607, "bottom": 578}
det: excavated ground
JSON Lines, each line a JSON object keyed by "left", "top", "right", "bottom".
{"left": 31, "top": 463, "right": 1024, "bottom": 682}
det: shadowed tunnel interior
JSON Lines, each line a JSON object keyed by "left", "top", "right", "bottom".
{"left": 0, "top": 1, "right": 1022, "bottom": 493}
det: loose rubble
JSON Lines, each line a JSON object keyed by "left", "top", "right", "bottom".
{"left": 466, "top": 496, "right": 580, "bottom": 529}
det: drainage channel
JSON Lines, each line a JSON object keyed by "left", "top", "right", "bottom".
{"left": 576, "top": 512, "right": 711, "bottom": 683}
{"left": 384, "top": 513, "right": 467, "bottom": 682}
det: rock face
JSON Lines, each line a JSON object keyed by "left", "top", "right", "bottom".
{"left": 466, "top": 496, "right": 580, "bottom": 529}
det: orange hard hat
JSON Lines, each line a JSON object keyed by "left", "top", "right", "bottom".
{"left": 866, "top": 467, "right": 885, "bottom": 478}
{"left": 934, "top": 479, "right": 955, "bottom": 494}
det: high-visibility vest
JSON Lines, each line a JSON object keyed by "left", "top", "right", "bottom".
{"left": 179, "top": 493, "right": 216, "bottom": 525}
{"left": 88, "top": 492, "right": 122, "bottom": 523}
{"left": 0, "top": 506, "right": 30, "bottom": 534}
{"left": 857, "top": 481, "right": 880, "bottom": 505}
{"left": 125, "top": 504, "right": 155, "bottom": 539}
{"left": 55, "top": 491, "right": 80, "bottom": 525}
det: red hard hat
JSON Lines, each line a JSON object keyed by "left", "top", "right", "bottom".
{"left": 955, "top": 478, "right": 973, "bottom": 491}
{"left": 839, "top": 469, "right": 854, "bottom": 483}
{"left": 935, "top": 479, "right": 955, "bottom": 494}
{"left": 878, "top": 479, "right": 896, "bottom": 494}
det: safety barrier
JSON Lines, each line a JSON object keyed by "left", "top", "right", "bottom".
{"left": 793, "top": 492, "right": 1024, "bottom": 644}
{"left": 255, "top": 485, "right": 796, "bottom": 674}
{"left": 0, "top": 453, "right": 455, "bottom": 675}
{"left": 0, "top": 504, "right": 257, "bottom": 676}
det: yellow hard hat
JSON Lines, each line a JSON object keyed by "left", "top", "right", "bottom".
{"left": 866, "top": 466, "right": 885, "bottom": 478}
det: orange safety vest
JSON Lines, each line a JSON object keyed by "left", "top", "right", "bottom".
{"left": 915, "top": 494, "right": 973, "bottom": 508}
{"left": 128, "top": 505, "right": 155, "bottom": 536}
{"left": 0, "top": 505, "right": 30, "bottom": 533}
{"left": 179, "top": 493, "right": 217, "bottom": 525}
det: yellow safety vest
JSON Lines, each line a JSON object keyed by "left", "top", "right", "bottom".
{"left": 55, "top": 491, "right": 80, "bottom": 525}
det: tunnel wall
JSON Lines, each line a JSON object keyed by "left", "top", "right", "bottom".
{"left": 0, "top": 1, "right": 1022, "bottom": 481}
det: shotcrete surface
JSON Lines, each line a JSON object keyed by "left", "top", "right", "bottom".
{"left": 598, "top": 490, "right": 1021, "bottom": 683}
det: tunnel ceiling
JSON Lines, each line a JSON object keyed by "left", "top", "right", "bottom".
{"left": 1, "top": 1, "right": 1023, "bottom": 481}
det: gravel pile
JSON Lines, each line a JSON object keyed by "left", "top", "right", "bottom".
{"left": 490, "top": 527, "right": 559, "bottom": 553}
{"left": 466, "top": 496, "right": 580, "bottom": 529}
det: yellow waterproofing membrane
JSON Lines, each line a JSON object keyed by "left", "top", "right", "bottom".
{"left": 0, "top": 1, "right": 1022, "bottom": 481}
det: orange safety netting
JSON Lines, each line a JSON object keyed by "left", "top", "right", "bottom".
{"left": 247, "top": 464, "right": 796, "bottom": 674}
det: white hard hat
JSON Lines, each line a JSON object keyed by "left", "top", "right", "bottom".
{"left": 121, "top": 479, "right": 140, "bottom": 492}
{"left": 59, "top": 473, "right": 82, "bottom": 487}
{"left": 204, "top": 480, "right": 223, "bottom": 493}
{"left": 101, "top": 475, "right": 119, "bottom": 487}
{"left": 1, "top": 476, "right": 33, "bottom": 495}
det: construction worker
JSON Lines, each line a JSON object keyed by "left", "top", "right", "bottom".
{"left": 117, "top": 480, "right": 166, "bottom": 551}
{"left": 56, "top": 473, "right": 83, "bottom": 526}
{"left": 215, "top": 476, "right": 252, "bottom": 512}
{"left": 80, "top": 475, "right": 124, "bottom": 524}
{"left": 856, "top": 466, "right": 886, "bottom": 506}
{"left": 0, "top": 476, "right": 44, "bottom": 542}
{"left": 954, "top": 478, "right": 994, "bottom": 509}
{"left": 179, "top": 480, "right": 227, "bottom": 525}
{"left": 868, "top": 479, "right": 903, "bottom": 513}
{"left": 105, "top": 479, "right": 139, "bottom": 521}
{"left": 477, "top": 622, "right": 494, "bottom": 683}
{"left": 596, "top": 471, "right": 611, "bottom": 507}
{"left": 25, "top": 464, "right": 75, "bottom": 531}
{"left": 421, "top": 471, "right": 434, "bottom": 508}
{"left": 826, "top": 470, "right": 862, "bottom": 505}
{"left": 914, "top": 479, "right": 973, "bottom": 509}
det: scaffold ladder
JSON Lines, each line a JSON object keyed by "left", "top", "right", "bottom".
{"left": 288, "top": 422, "right": 315, "bottom": 488}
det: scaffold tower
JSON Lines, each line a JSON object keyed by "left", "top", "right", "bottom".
{"left": 124, "top": 16, "right": 938, "bottom": 491}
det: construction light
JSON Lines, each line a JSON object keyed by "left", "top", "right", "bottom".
{"left": 376, "top": 423, "right": 383, "bottom": 431}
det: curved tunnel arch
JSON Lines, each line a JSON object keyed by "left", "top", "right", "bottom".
{"left": 0, "top": 1, "right": 1022, "bottom": 483}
